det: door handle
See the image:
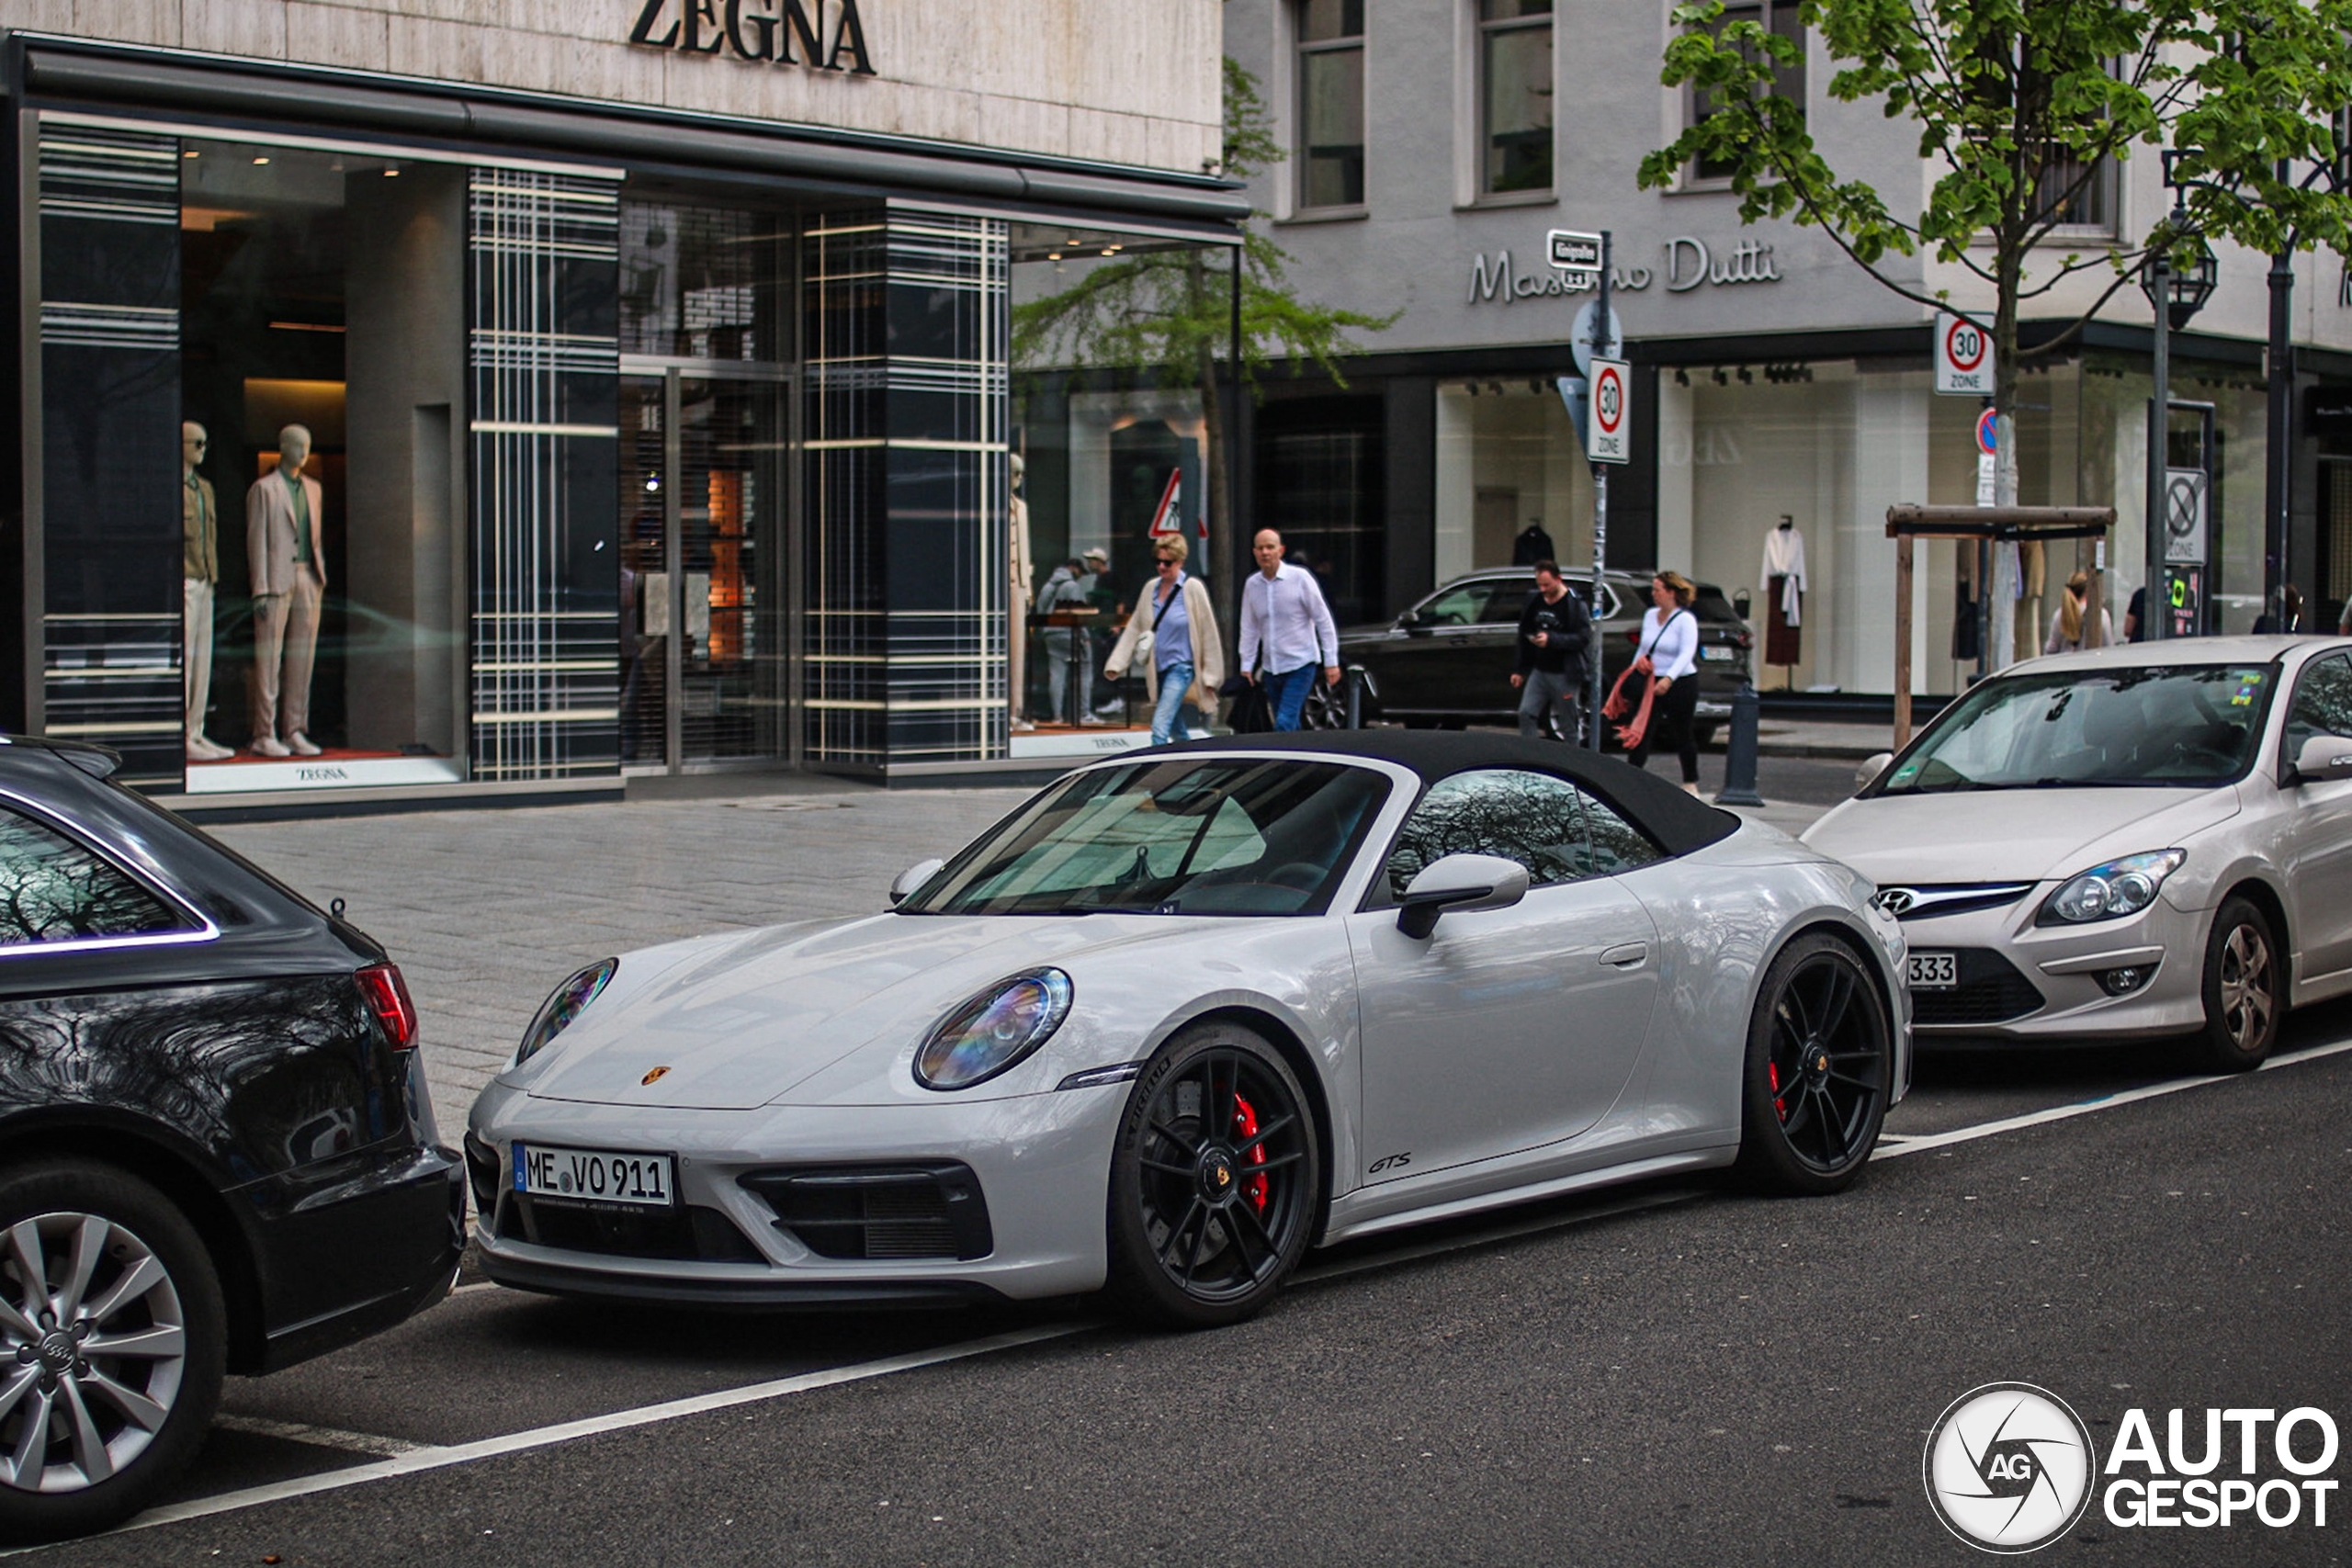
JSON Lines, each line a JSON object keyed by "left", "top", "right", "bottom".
{"left": 1600, "top": 942, "right": 1648, "bottom": 968}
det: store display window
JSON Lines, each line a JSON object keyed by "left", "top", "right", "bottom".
{"left": 178, "top": 136, "right": 468, "bottom": 792}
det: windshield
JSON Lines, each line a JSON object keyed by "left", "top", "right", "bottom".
{"left": 1878, "top": 663, "right": 2277, "bottom": 795}
{"left": 901, "top": 758, "right": 1391, "bottom": 917}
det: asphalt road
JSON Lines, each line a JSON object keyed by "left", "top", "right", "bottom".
{"left": 21, "top": 996, "right": 2349, "bottom": 1566}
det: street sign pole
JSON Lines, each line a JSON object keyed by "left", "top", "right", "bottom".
{"left": 1589, "top": 231, "right": 1611, "bottom": 747}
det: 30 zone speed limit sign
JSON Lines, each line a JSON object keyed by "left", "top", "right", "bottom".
{"left": 1934, "top": 311, "right": 1995, "bottom": 395}
{"left": 1588, "top": 357, "right": 1630, "bottom": 463}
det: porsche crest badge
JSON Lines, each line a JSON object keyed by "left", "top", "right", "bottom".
{"left": 641, "top": 1066, "right": 671, "bottom": 1086}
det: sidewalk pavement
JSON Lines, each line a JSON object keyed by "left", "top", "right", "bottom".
{"left": 1755, "top": 717, "right": 1897, "bottom": 761}
{"left": 211, "top": 780, "right": 1836, "bottom": 1128}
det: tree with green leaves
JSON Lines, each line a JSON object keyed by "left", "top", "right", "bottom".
{"left": 1640, "top": 0, "right": 2352, "bottom": 514}
{"left": 1013, "top": 58, "right": 1397, "bottom": 564}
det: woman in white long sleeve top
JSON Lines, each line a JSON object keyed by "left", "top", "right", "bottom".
{"left": 1631, "top": 571, "right": 1704, "bottom": 792}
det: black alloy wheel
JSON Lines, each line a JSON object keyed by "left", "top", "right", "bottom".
{"left": 2194, "top": 896, "right": 2281, "bottom": 1073}
{"left": 1298, "top": 677, "right": 1343, "bottom": 731}
{"left": 1106, "top": 1022, "right": 1321, "bottom": 1328}
{"left": 1734, "top": 933, "right": 1893, "bottom": 1195}
{"left": 0, "top": 1161, "right": 225, "bottom": 1543}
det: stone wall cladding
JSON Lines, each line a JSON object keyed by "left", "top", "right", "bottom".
{"left": 1, "top": 0, "right": 1223, "bottom": 175}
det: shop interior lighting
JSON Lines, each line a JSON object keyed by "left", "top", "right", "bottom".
{"left": 1736, "top": 366, "right": 1753, "bottom": 384}
{"left": 182, "top": 149, "right": 198, "bottom": 159}
{"left": 383, "top": 167, "right": 401, "bottom": 177}
{"left": 1712, "top": 367, "right": 1728, "bottom": 385}
{"left": 268, "top": 321, "right": 347, "bottom": 334}
{"left": 252, "top": 156, "right": 270, "bottom": 165}
{"left": 1046, "top": 252, "right": 1062, "bottom": 261}
{"left": 1674, "top": 368, "right": 1690, "bottom": 386}
{"left": 1100, "top": 247, "right": 1115, "bottom": 256}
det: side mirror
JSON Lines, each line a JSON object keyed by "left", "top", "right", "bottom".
{"left": 1399, "top": 609, "right": 1432, "bottom": 634}
{"left": 1395, "top": 853, "right": 1530, "bottom": 940}
{"left": 2292, "top": 734, "right": 2352, "bottom": 784}
{"left": 1855, "top": 751, "right": 1895, "bottom": 793}
{"left": 889, "top": 857, "right": 944, "bottom": 907}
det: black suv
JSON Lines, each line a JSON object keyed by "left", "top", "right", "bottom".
{"left": 0, "top": 737, "right": 463, "bottom": 1540}
{"left": 1338, "top": 569, "right": 1755, "bottom": 743}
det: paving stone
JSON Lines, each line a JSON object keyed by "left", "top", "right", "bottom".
{"left": 212, "top": 790, "right": 1029, "bottom": 1122}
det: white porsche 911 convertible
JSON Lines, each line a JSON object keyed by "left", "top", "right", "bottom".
{"left": 466, "top": 733, "right": 1909, "bottom": 1325}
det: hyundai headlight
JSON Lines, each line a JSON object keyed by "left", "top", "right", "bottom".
{"left": 915, "top": 969, "right": 1073, "bottom": 1090}
{"left": 2037, "top": 851, "right": 2187, "bottom": 926}
{"left": 514, "top": 958, "right": 617, "bottom": 1066}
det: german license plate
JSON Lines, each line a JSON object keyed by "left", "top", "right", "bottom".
{"left": 1700, "top": 645, "right": 1735, "bottom": 662}
{"left": 513, "top": 1143, "right": 675, "bottom": 1208}
{"left": 1907, "top": 951, "right": 1959, "bottom": 990}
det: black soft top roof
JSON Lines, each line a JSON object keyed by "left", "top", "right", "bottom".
{"left": 1155, "top": 730, "right": 1740, "bottom": 857}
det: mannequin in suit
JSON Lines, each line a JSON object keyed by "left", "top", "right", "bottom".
{"left": 182, "top": 422, "right": 232, "bottom": 761}
{"left": 246, "top": 423, "right": 327, "bottom": 757}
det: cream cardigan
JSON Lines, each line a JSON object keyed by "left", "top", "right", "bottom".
{"left": 1104, "top": 572, "right": 1226, "bottom": 709}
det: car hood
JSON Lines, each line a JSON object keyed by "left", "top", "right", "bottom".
{"left": 1802, "top": 786, "right": 2241, "bottom": 886}
{"left": 512, "top": 910, "right": 1227, "bottom": 1111}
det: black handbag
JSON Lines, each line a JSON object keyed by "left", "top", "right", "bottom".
{"left": 1220, "top": 673, "right": 1273, "bottom": 734}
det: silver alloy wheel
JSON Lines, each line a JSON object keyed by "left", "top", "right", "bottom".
{"left": 2217, "top": 921, "right": 2275, "bottom": 1052}
{"left": 0, "top": 1213, "right": 187, "bottom": 1495}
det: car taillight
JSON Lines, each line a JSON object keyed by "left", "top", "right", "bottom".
{"left": 356, "top": 963, "right": 418, "bottom": 1050}
{"left": 1626, "top": 628, "right": 1640, "bottom": 645}
{"left": 1736, "top": 629, "right": 1754, "bottom": 649}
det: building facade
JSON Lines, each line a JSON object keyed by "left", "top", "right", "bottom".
{"left": 0, "top": 1, "right": 1235, "bottom": 804}
{"left": 1227, "top": 0, "right": 2352, "bottom": 700}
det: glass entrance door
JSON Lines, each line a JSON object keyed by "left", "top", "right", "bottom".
{"left": 618, "top": 368, "right": 790, "bottom": 770}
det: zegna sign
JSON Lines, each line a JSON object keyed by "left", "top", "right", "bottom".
{"left": 1469, "top": 235, "right": 1780, "bottom": 305}
{"left": 629, "top": 0, "right": 877, "bottom": 74}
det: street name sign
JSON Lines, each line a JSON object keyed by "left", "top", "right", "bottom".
{"left": 1547, "top": 229, "right": 1602, "bottom": 284}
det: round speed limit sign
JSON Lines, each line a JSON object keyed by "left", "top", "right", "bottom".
{"left": 1935, "top": 311, "right": 1995, "bottom": 394}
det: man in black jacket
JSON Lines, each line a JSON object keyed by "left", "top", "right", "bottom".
{"left": 1510, "top": 560, "right": 1591, "bottom": 742}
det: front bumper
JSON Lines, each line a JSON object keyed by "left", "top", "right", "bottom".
{"left": 466, "top": 1081, "right": 1130, "bottom": 1304}
{"left": 1897, "top": 888, "right": 2209, "bottom": 1043}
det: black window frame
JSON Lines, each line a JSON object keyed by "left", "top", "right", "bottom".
{"left": 1684, "top": 0, "right": 1806, "bottom": 186}
{"left": 1295, "top": 0, "right": 1368, "bottom": 212}
{"left": 1476, "top": 0, "right": 1555, "bottom": 198}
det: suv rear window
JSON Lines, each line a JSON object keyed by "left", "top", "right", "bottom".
{"left": 1692, "top": 587, "right": 1744, "bottom": 624}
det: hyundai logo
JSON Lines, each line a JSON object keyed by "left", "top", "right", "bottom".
{"left": 1873, "top": 887, "right": 1918, "bottom": 917}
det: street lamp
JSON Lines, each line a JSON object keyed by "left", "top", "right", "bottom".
{"left": 2142, "top": 159, "right": 2221, "bottom": 644}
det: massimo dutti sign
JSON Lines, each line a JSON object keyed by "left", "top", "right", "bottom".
{"left": 629, "top": 0, "right": 877, "bottom": 74}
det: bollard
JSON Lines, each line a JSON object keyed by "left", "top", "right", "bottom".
{"left": 1344, "top": 664, "right": 1365, "bottom": 728}
{"left": 1714, "top": 678, "right": 1765, "bottom": 807}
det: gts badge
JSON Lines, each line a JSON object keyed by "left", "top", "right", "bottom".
{"left": 1368, "top": 1152, "right": 1412, "bottom": 1175}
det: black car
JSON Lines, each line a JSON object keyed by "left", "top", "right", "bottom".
{"left": 0, "top": 737, "right": 463, "bottom": 1540}
{"left": 1338, "top": 569, "right": 1755, "bottom": 744}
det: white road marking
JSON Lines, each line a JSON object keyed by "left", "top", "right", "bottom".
{"left": 209, "top": 1415, "right": 424, "bottom": 1458}
{"left": 1873, "top": 1034, "right": 2352, "bottom": 1162}
{"left": 86, "top": 1323, "right": 1092, "bottom": 1542}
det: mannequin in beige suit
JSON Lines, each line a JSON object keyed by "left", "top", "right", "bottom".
{"left": 246, "top": 423, "right": 327, "bottom": 757}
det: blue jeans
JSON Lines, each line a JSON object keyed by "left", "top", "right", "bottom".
{"left": 1151, "top": 660, "right": 1197, "bottom": 745}
{"left": 1263, "top": 663, "right": 1318, "bottom": 731}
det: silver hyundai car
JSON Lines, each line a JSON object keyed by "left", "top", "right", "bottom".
{"left": 1804, "top": 637, "right": 2352, "bottom": 1068}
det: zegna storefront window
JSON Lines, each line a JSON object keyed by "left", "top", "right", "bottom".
{"left": 176, "top": 135, "right": 468, "bottom": 794}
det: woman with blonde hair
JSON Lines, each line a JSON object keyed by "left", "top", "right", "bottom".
{"left": 1104, "top": 535, "right": 1226, "bottom": 744}
{"left": 2044, "top": 570, "right": 2114, "bottom": 654}
{"left": 1615, "top": 570, "right": 1703, "bottom": 793}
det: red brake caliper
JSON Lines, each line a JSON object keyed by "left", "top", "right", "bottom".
{"left": 1231, "top": 1094, "right": 1270, "bottom": 1213}
{"left": 1769, "top": 1062, "right": 1787, "bottom": 1122}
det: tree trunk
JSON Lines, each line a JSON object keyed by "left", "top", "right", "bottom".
{"left": 1990, "top": 230, "right": 2024, "bottom": 669}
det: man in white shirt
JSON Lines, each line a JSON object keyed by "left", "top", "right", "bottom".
{"left": 1240, "top": 528, "right": 1342, "bottom": 730}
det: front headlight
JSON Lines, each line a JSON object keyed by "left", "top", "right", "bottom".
{"left": 915, "top": 969, "right": 1073, "bottom": 1090}
{"left": 514, "top": 958, "right": 617, "bottom": 1066}
{"left": 2037, "top": 850, "right": 2187, "bottom": 926}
